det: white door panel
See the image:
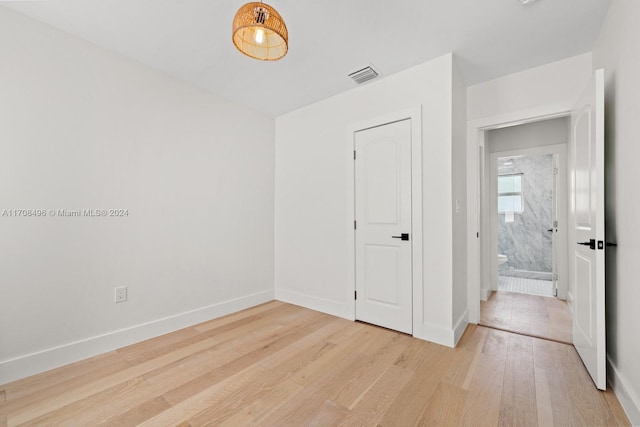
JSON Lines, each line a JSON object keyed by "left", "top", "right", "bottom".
{"left": 571, "top": 69, "right": 606, "bottom": 390}
{"left": 364, "top": 244, "right": 400, "bottom": 305}
{"left": 355, "top": 119, "right": 412, "bottom": 334}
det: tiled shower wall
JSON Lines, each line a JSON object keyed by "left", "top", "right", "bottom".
{"left": 498, "top": 154, "right": 553, "bottom": 276}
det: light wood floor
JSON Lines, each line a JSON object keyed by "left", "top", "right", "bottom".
{"left": 0, "top": 301, "right": 629, "bottom": 426}
{"left": 480, "top": 290, "right": 573, "bottom": 344}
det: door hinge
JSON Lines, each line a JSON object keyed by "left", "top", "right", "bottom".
{"left": 354, "top": 290, "right": 357, "bottom": 300}
{"left": 354, "top": 220, "right": 357, "bottom": 230}
{"left": 354, "top": 150, "right": 356, "bottom": 160}
{"left": 477, "top": 232, "right": 479, "bottom": 238}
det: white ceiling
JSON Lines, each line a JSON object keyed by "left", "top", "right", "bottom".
{"left": 3, "top": 0, "right": 611, "bottom": 117}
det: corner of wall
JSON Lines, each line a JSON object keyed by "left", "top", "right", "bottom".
{"left": 414, "top": 310, "right": 468, "bottom": 348}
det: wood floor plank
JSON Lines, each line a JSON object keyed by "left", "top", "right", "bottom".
{"left": 378, "top": 343, "right": 455, "bottom": 426}
{"left": 338, "top": 365, "right": 413, "bottom": 426}
{"left": 482, "top": 327, "right": 510, "bottom": 356}
{"left": 96, "top": 395, "right": 171, "bottom": 426}
{"left": 417, "top": 382, "right": 469, "bottom": 426}
{"left": 160, "top": 313, "right": 335, "bottom": 407}
{"left": 559, "top": 343, "right": 626, "bottom": 426}
{"left": 231, "top": 310, "right": 327, "bottom": 355}
{"left": 392, "top": 336, "right": 434, "bottom": 372}
{"left": 481, "top": 291, "right": 572, "bottom": 344}
{"left": 22, "top": 376, "right": 153, "bottom": 426}
{"left": 534, "top": 367, "right": 554, "bottom": 427}
{"left": 602, "top": 387, "right": 633, "bottom": 427}
{"left": 215, "top": 378, "right": 304, "bottom": 426}
{"left": 442, "top": 327, "right": 488, "bottom": 390}
{"left": 116, "top": 327, "right": 201, "bottom": 365}
{"left": 257, "top": 351, "right": 364, "bottom": 426}
{"left": 6, "top": 334, "right": 224, "bottom": 425}
{"left": 0, "top": 302, "right": 630, "bottom": 427}
{"left": 1, "top": 350, "right": 129, "bottom": 402}
{"left": 288, "top": 325, "right": 393, "bottom": 387}
{"left": 142, "top": 346, "right": 242, "bottom": 386}
{"left": 499, "top": 334, "right": 538, "bottom": 427}
{"left": 138, "top": 364, "right": 269, "bottom": 426}
{"left": 301, "top": 399, "right": 350, "bottom": 427}
{"left": 193, "top": 300, "right": 286, "bottom": 333}
{"left": 330, "top": 333, "right": 411, "bottom": 408}
{"left": 183, "top": 366, "right": 293, "bottom": 426}
{"left": 3, "top": 358, "right": 134, "bottom": 416}
{"left": 458, "top": 351, "right": 506, "bottom": 427}
{"left": 532, "top": 338, "right": 577, "bottom": 425}
{"left": 256, "top": 318, "right": 346, "bottom": 370}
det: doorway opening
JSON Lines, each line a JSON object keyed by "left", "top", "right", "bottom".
{"left": 478, "top": 117, "right": 572, "bottom": 344}
{"left": 496, "top": 153, "right": 555, "bottom": 297}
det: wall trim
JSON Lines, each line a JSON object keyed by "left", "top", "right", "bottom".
{"left": 275, "top": 288, "right": 353, "bottom": 321}
{"left": 0, "top": 290, "right": 274, "bottom": 385}
{"left": 413, "top": 322, "right": 457, "bottom": 348}
{"left": 453, "top": 310, "right": 470, "bottom": 346}
{"left": 608, "top": 357, "right": 640, "bottom": 425}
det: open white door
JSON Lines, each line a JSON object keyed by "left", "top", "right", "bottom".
{"left": 354, "top": 119, "right": 412, "bottom": 334}
{"left": 571, "top": 69, "right": 606, "bottom": 390}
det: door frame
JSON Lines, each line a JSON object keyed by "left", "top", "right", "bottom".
{"left": 346, "top": 106, "right": 423, "bottom": 333}
{"left": 487, "top": 144, "right": 568, "bottom": 300}
{"left": 467, "top": 107, "right": 573, "bottom": 323}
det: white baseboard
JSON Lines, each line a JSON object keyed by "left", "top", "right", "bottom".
{"left": 414, "top": 321, "right": 458, "bottom": 348}
{"left": 0, "top": 290, "right": 274, "bottom": 386}
{"left": 608, "top": 357, "right": 640, "bottom": 426}
{"left": 275, "top": 289, "right": 466, "bottom": 349}
{"left": 481, "top": 287, "right": 491, "bottom": 301}
{"left": 453, "top": 310, "right": 469, "bottom": 346}
{"left": 275, "top": 288, "right": 352, "bottom": 320}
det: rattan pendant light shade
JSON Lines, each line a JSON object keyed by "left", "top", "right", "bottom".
{"left": 232, "top": 2, "right": 288, "bottom": 61}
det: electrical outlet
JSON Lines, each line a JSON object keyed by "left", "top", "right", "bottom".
{"left": 114, "top": 286, "right": 127, "bottom": 303}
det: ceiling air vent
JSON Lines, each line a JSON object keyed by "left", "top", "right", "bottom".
{"left": 348, "top": 65, "right": 380, "bottom": 85}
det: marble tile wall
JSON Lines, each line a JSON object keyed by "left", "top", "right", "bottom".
{"left": 498, "top": 154, "right": 553, "bottom": 275}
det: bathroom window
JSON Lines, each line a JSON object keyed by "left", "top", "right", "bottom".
{"left": 498, "top": 173, "right": 523, "bottom": 213}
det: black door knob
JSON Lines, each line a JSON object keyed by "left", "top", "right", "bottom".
{"left": 577, "top": 239, "right": 596, "bottom": 250}
{"left": 392, "top": 233, "right": 410, "bottom": 241}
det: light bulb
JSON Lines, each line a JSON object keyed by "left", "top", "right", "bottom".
{"left": 255, "top": 28, "right": 265, "bottom": 44}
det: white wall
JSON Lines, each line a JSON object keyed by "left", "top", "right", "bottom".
{"left": 592, "top": 1, "right": 640, "bottom": 423}
{"left": 486, "top": 117, "right": 568, "bottom": 153}
{"left": 467, "top": 53, "right": 593, "bottom": 123}
{"left": 275, "top": 54, "right": 464, "bottom": 346}
{"left": 466, "top": 53, "right": 593, "bottom": 323}
{"left": 452, "top": 59, "right": 468, "bottom": 340}
{"left": 0, "top": 7, "right": 275, "bottom": 384}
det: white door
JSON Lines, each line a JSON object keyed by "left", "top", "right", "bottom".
{"left": 354, "top": 119, "right": 412, "bottom": 334}
{"left": 571, "top": 69, "right": 606, "bottom": 390}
